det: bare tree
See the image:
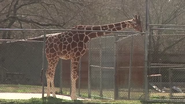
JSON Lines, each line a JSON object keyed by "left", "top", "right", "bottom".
{"left": 148, "top": 0, "right": 185, "bottom": 62}
{"left": 0, "top": 0, "right": 106, "bottom": 39}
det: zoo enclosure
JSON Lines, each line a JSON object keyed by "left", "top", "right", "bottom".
{"left": 0, "top": 0, "right": 185, "bottom": 103}
{"left": 0, "top": 29, "right": 144, "bottom": 100}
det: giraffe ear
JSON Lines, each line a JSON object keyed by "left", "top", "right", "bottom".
{"left": 137, "top": 15, "right": 141, "bottom": 21}
{"left": 138, "top": 15, "right": 140, "bottom": 20}
{"left": 133, "top": 15, "right": 141, "bottom": 21}
{"left": 133, "top": 15, "right": 137, "bottom": 20}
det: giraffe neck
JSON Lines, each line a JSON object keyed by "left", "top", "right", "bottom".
{"left": 73, "top": 19, "right": 133, "bottom": 39}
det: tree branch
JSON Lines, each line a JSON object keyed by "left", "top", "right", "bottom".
{"left": 15, "top": 16, "right": 65, "bottom": 27}
{"left": 160, "top": 36, "right": 185, "bottom": 54}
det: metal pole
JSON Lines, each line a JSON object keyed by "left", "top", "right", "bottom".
{"left": 88, "top": 41, "right": 91, "bottom": 98}
{"left": 78, "top": 58, "right": 81, "bottom": 96}
{"left": 128, "top": 34, "right": 134, "bottom": 100}
{"left": 70, "top": 61, "right": 71, "bottom": 95}
{"left": 144, "top": 0, "right": 149, "bottom": 101}
{"left": 0, "top": 28, "right": 141, "bottom": 33}
{"left": 114, "top": 35, "right": 118, "bottom": 100}
{"left": 42, "top": 30, "right": 46, "bottom": 98}
{"left": 60, "top": 60, "right": 63, "bottom": 94}
{"left": 169, "top": 69, "right": 172, "bottom": 98}
{"left": 99, "top": 37, "right": 103, "bottom": 97}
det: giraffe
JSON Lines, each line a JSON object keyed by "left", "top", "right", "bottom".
{"left": 45, "top": 15, "right": 142, "bottom": 100}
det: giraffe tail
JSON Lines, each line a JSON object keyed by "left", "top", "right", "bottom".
{"left": 40, "top": 69, "right": 44, "bottom": 83}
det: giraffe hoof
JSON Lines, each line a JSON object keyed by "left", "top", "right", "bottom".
{"left": 53, "top": 94, "right": 56, "bottom": 98}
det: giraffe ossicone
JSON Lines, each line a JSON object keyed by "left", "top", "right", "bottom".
{"left": 45, "top": 15, "right": 142, "bottom": 100}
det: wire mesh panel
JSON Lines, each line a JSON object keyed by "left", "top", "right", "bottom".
{"left": 116, "top": 34, "right": 145, "bottom": 100}
{"left": 0, "top": 29, "right": 64, "bottom": 97}
{"left": 143, "top": 0, "right": 185, "bottom": 103}
{"left": 88, "top": 33, "right": 144, "bottom": 100}
{"left": 89, "top": 35, "right": 115, "bottom": 99}
{"left": 148, "top": 25, "right": 185, "bottom": 102}
{"left": 0, "top": 41, "right": 43, "bottom": 85}
{"left": 0, "top": 29, "right": 144, "bottom": 101}
{"left": 0, "top": 30, "right": 47, "bottom": 96}
{"left": 0, "top": 31, "right": 43, "bottom": 85}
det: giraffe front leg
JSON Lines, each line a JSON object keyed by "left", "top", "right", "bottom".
{"left": 70, "top": 58, "right": 79, "bottom": 100}
{"left": 71, "top": 77, "right": 77, "bottom": 100}
{"left": 46, "top": 77, "right": 51, "bottom": 97}
{"left": 51, "top": 80, "right": 56, "bottom": 97}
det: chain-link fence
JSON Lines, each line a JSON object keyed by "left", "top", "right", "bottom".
{"left": 142, "top": 0, "right": 185, "bottom": 103}
{"left": 0, "top": 29, "right": 64, "bottom": 96}
{"left": 88, "top": 33, "right": 144, "bottom": 100}
{"left": 0, "top": 41, "right": 43, "bottom": 85}
{"left": 146, "top": 24, "right": 185, "bottom": 103}
{"left": 0, "top": 29, "right": 144, "bottom": 100}
{"left": 2, "top": 0, "right": 185, "bottom": 103}
{"left": 0, "top": 30, "right": 43, "bottom": 85}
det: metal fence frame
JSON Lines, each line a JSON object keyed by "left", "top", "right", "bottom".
{"left": 144, "top": 0, "right": 185, "bottom": 103}
{"left": 1, "top": 0, "right": 185, "bottom": 103}
{"left": 144, "top": 23, "right": 185, "bottom": 103}
{"left": 87, "top": 33, "right": 141, "bottom": 100}
{"left": 0, "top": 28, "right": 143, "bottom": 100}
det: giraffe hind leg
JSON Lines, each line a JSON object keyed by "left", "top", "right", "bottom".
{"left": 45, "top": 57, "right": 59, "bottom": 98}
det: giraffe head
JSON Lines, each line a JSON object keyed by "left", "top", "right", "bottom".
{"left": 126, "top": 15, "right": 142, "bottom": 32}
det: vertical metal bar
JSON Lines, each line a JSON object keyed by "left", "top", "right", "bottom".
{"left": 114, "top": 35, "right": 118, "bottom": 100}
{"left": 128, "top": 34, "right": 134, "bottom": 100}
{"left": 70, "top": 61, "right": 71, "bottom": 95}
{"left": 169, "top": 69, "right": 172, "bottom": 98}
{"left": 42, "top": 30, "right": 46, "bottom": 98}
{"left": 88, "top": 41, "right": 91, "bottom": 98}
{"left": 159, "top": 69, "right": 162, "bottom": 90}
{"left": 144, "top": 0, "right": 150, "bottom": 101}
{"left": 60, "top": 60, "right": 63, "bottom": 94}
{"left": 78, "top": 58, "right": 81, "bottom": 96}
{"left": 99, "top": 37, "right": 103, "bottom": 97}
{"left": 1, "top": 68, "right": 3, "bottom": 83}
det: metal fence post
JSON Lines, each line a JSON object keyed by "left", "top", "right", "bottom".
{"left": 70, "top": 61, "right": 71, "bottom": 95}
{"left": 42, "top": 30, "right": 46, "bottom": 98}
{"left": 99, "top": 37, "right": 103, "bottom": 97}
{"left": 60, "top": 60, "right": 63, "bottom": 94}
{"left": 144, "top": 0, "right": 150, "bottom": 101}
{"left": 169, "top": 69, "right": 172, "bottom": 98}
{"left": 128, "top": 34, "right": 134, "bottom": 100}
{"left": 88, "top": 41, "right": 92, "bottom": 98}
{"left": 114, "top": 35, "right": 118, "bottom": 100}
